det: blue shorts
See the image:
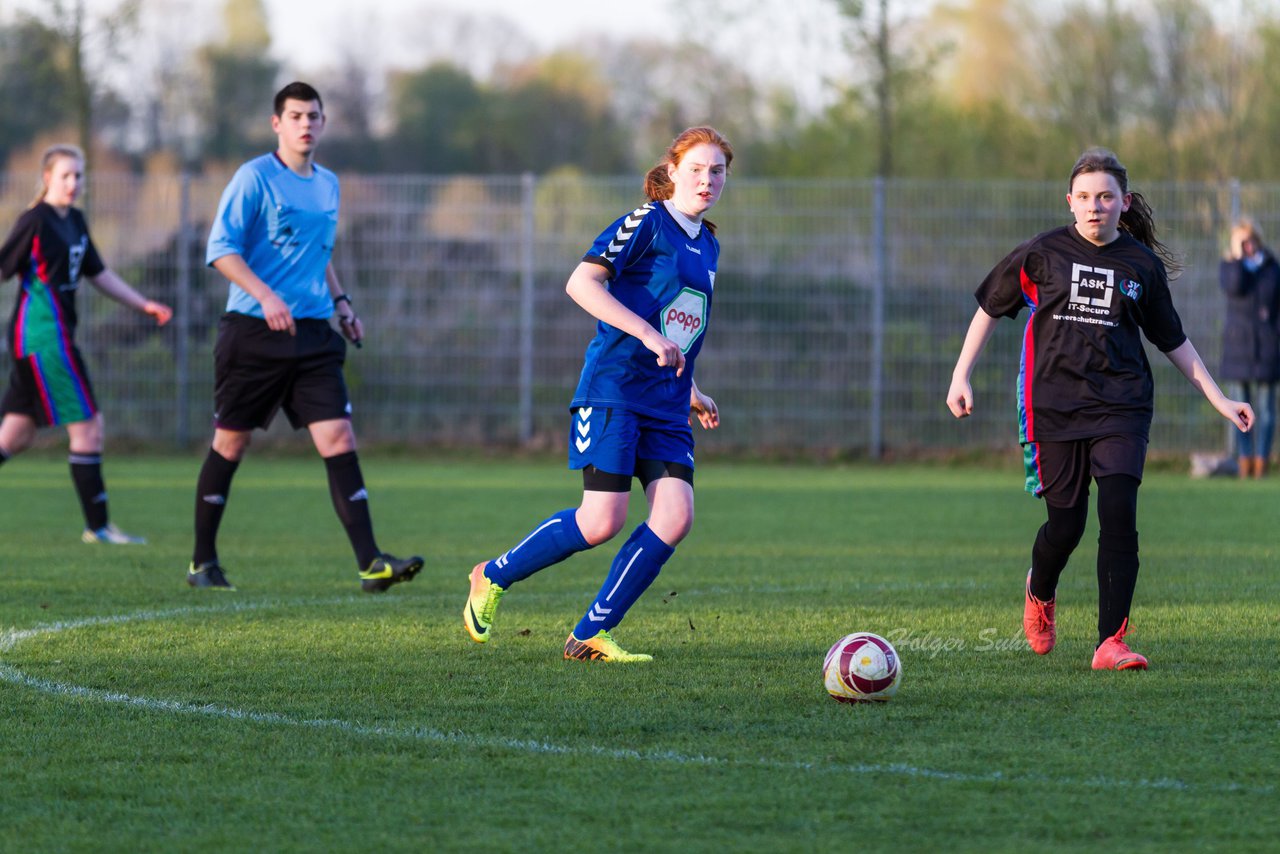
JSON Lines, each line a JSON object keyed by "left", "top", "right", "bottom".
{"left": 568, "top": 406, "right": 695, "bottom": 476}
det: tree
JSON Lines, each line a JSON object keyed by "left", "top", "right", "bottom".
{"left": 0, "top": 1, "right": 138, "bottom": 170}
{"left": 0, "top": 17, "right": 75, "bottom": 167}
{"left": 384, "top": 63, "right": 486, "bottom": 173}
{"left": 314, "top": 45, "right": 383, "bottom": 172}
{"left": 1227, "top": 16, "right": 1280, "bottom": 181}
{"left": 583, "top": 37, "right": 775, "bottom": 170}
{"left": 198, "top": 0, "right": 278, "bottom": 161}
{"left": 1031, "top": 0, "right": 1151, "bottom": 151}
{"left": 925, "top": 0, "right": 1034, "bottom": 109}
{"left": 480, "top": 53, "right": 629, "bottom": 174}
{"left": 828, "top": 0, "right": 939, "bottom": 177}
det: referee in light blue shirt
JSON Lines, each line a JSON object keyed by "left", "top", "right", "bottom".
{"left": 186, "top": 81, "right": 422, "bottom": 593}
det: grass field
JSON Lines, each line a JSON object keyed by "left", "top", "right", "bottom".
{"left": 1, "top": 454, "right": 1276, "bottom": 852}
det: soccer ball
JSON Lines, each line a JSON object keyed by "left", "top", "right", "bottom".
{"left": 823, "top": 632, "right": 902, "bottom": 703}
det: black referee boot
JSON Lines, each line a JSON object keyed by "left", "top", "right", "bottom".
{"left": 359, "top": 553, "right": 425, "bottom": 593}
{"left": 187, "top": 561, "right": 235, "bottom": 590}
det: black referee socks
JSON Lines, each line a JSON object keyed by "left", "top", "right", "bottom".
{"left": 324, "top": 451, "right": 379, "bottom": 569}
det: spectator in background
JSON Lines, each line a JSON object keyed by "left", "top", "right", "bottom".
{"left": 1220, "top": 219, "right": 1280, "bottom": 478}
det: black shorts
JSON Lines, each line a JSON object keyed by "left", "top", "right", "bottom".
{"left": 1, "top": 345, "right": 99, "bottom": 426}
{"left": 1024, "top": 434, "right": 1147, "bottom": 508}
{"left": 213, "top": 313, "right": 350, "bottom": 431}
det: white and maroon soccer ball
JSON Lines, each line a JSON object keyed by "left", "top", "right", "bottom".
{"left": 823, "top": 632, "right": 902, "bottom": 703}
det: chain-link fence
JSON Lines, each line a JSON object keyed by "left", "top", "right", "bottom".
{"left": 0, "top": 171, "right": 1270, "bottom": 457}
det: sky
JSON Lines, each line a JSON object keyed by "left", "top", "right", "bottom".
{"left": 255, "top": 0, "right": 848, "bottom": 108}
{"left": 0, "top": 0, "right": 682, "bottom": 62}
{"left": 0, "top": 0, "right": 875, "bottom": 91}
{"left": 264, "top": 0, "right": 678, "bottom": 54}
{"left": 258, "top": 0, "right": 685, "bottom": 78}
{"left": 0, "top": 0, "right": 869, "bottom": 116}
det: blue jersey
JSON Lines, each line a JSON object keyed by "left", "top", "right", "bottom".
{"left": 570, "top": 200, "right": 719, "bottom": 423}
{"left": 206, "top": 153, "right": 340, "bottom": 320}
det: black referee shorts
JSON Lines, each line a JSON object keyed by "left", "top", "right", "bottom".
{"left": 1025, "top": 433, "right": 1147, "bottom": 508}
{"left": 212, "top": 313, "right": 350, "bottom": 431}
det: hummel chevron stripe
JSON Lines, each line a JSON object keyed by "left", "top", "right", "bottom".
{"left": 603, "top": 203, "right": 654, "bottom": 262}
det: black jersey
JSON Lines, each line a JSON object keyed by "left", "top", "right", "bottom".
{"left": 975, "top": 225, "right": 1187, "bottom": 443}
{"left": 0, "top": 202, "right": 105, "bottom": 356}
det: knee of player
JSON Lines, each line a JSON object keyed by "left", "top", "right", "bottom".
{"left": 577, "top": 510, "right": 627, "bottom": 546}
{"left": 0, "top": 432, "right": 32, "bottom": 456}
{"left": 212, "top": 429, "right": 252, "bottom": 461}
{"left": 648, "top": 507, "right": 694, "bottom": 546}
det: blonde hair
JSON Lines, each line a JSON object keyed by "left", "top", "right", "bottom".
{"left": 1228, "top": 218, "right": 1267, "bottom": 259}
{"left": 642, "top": 127, "right": 734, "bottom": 235}
{"left": 31, "top": 143, "right": 85, "bottom": 207}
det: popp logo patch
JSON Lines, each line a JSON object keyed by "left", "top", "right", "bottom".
{"left": 661, "top": 287, "right": 708, "bottom": 353}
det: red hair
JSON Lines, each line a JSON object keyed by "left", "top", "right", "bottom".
{"left": 643, "top": 127, "right": 733, "bottom": 235}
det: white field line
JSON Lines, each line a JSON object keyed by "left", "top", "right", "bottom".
{"left": 0, "top": 601, "right": 1272, "bottom": 797}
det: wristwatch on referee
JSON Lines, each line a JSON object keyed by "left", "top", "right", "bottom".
{"left": 333, "top": 294, "right": 362, "bottom": 347}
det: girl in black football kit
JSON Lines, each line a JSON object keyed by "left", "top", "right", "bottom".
{"left": 0, "top": 144, "right": 173, "bottom": 544}
{"left": 946, "top": 148, "right": 1254, "bottom": 671}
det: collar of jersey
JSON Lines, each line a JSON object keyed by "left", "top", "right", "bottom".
{"left": 662, "top": 200, "right": 703, "bottom": 239}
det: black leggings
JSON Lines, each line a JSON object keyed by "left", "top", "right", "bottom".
{"left": 1029, "top": 474, "right": 1140, "bottom": 645}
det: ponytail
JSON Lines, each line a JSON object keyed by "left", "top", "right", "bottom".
{"left": 643, "top": 163, "right": 673, "bottom": 204}
{"left": 1119, "top": 191, "right": 1179, "bottom": 274}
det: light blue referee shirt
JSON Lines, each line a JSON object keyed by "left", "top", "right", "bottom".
{"left": 206, "top": 152, "right": 340, "bottom": 320}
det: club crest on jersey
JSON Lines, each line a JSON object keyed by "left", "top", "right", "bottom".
{"left": 661, "top": 287, "right": 708, "bottom": 353}
{"left": 62, "top": 240, "right": 86, "bottom": 291}
{"left": 1119, "top": 278, "right": 1142, "bottom": 300}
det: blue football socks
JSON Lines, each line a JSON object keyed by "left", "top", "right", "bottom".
{"left": 487, "top": 508, "right": 590, "bottom": 587}
{"left": 572, "top": 523, "right": 675, "bottom": 639}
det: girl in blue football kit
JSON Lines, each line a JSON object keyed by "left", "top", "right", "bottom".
{"left": 464, "top": 127, "right": 732, "bottom": 662}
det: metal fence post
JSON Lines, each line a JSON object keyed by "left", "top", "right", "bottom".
{"left": 1224, "top": 178, "right": 1242, "bottom": 455}
{"left": 519, "top": 172, "right": 536, "bottom": 444}
{"left": 175, "top": 172, "right": 192, "bottom": 448}
{"left": 870, "top": 176, "right": 886, "bottom": 460}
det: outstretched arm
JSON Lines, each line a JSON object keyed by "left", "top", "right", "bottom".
{"left": 565, "top": 261, "right": 686, "bottom": 376}
{"left": 1164, "top": 339, "right": 1254, "bottom": 432}
{"left": 88, "top": 268, "right": 172, "bottom": 326}
{"left": 946, "top": 307, "right": 1001, "bottom": 418}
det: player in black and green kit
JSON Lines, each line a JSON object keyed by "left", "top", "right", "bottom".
{"left": 0, "top": 144, "right": 173, "bottom": 544}
{"left": 947, "top": 147, "right": 1254, "bottom": 671}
